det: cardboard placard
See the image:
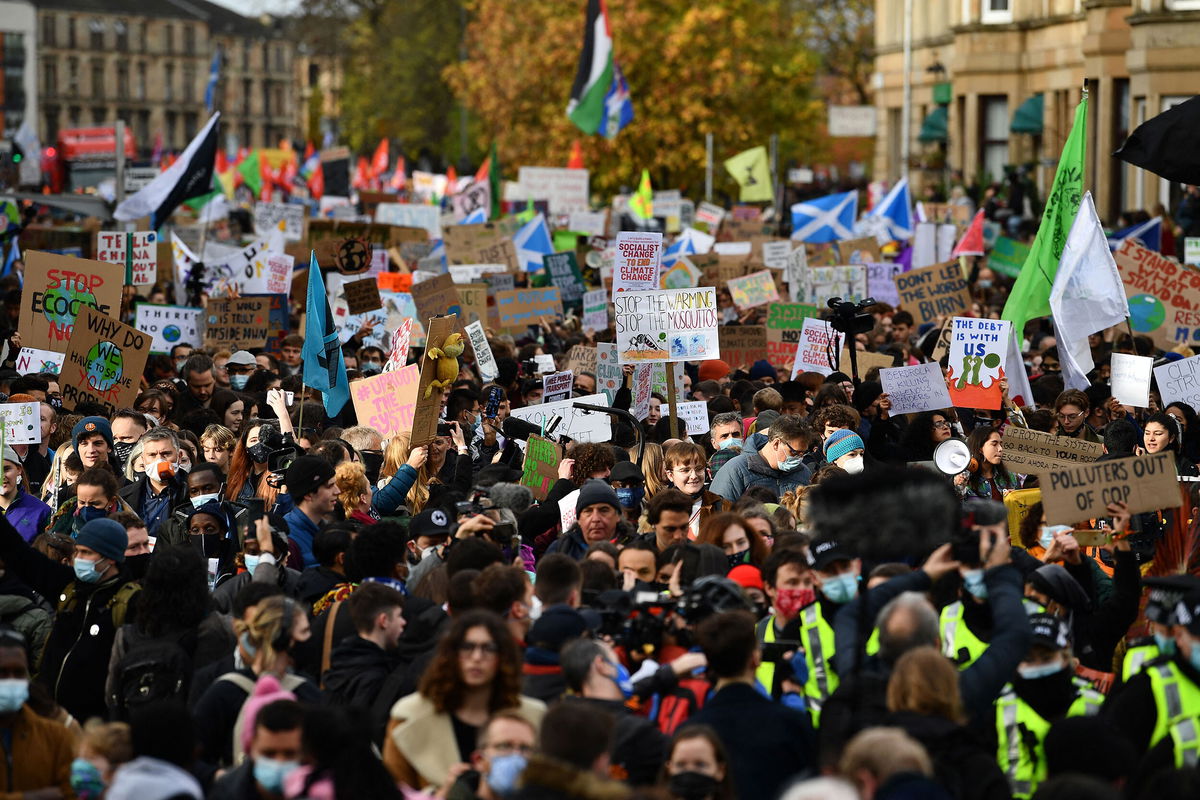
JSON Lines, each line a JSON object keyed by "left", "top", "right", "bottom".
{"left": 1154, "top": 354, "right": 1200, "bottom": 413}
{"left": 15, "top": 347, "right": 64, "bottom": 375}
{"left": 1041, "top": 452, "right": 1180, "bottom": 525}
{"left": 243, "top": 253, "right": 294, "bottom": 297}
{"left": 718, "top": 325, "right": 767, "bottom": 369}
{"left": 1116, "top": 239, "right": 1200, "bottom": 349}
{"left": 0, "top": 401, "right": 41, "bottom": 445}
{"left": 838, "top": 348, "right": 896, "bottom": 377}
{"left": 596, "top": 343, "right": 621, "bottom": 405}
{"left": 792, "top": 318, "right": 842, "bottom": 377}
{"left": 495, "top": 288, "right": 563, "bottom": 331}
{"left": 613, "top": 231, "right": 662, "bottom": 293}
{"left": 253, "top": 201, "right": 306, "bottom": 242}
{"left": 411, "top": 315, "right": 460, "bottom": 446}
{"left": 479, "top": 238, "right": 521, "bottom": 273}
{"left": 135, "top": 304, "right": 203, "bottom": 354}
{"left": 520, "top": 435, "right": 562, "bottom": 501}
{"left": 880, "top": 362, "right": 953, "bottom": 415}
{"left": 410, "top": 274, "right": 464, "bottom": 325}
{"left": 349, "top": 364, "right": 421, "bottom": 439}
{"left": 800, "top": 265, "right": 868, "bottom": 306}
{"left": 509, "top": 393, "right": 612, "bottom": 443}
{"left": 866, "top": 262, "right": 903, "bottom": 307}
{"left": 542, "top": 371, "right": 574, "bottom": 404}
{"left": 1112, "top": 353, "right": 1154, "bottom": 408}
{"left": 727, "top": 269, "right": 780, "bottom": 308}
{"left": 614, "top": 287, "right": 720, "bottom": 365}
{"left": 457, "top": 283, "right": 489, "bottom": 326}
{"left": 95, "top": 230, "right": 158, "bottom": 286}
{"left": 343, "top": 277, "right": 383, "bottom": 315}
{"left": 839, "top": 237, "right": 883, "bottom": 265}
{"left": 894, "top": 261, "right": 971, "bottom": 326}
{"left": 761, "top": 240, "right": 792, "bottom": 270}
{"left": 946, "top": 317, "right": 1011, "bottom": 410}
{"left": 465, "top": 320, "right": 497, "bottom": 381}
{"left": 765, "top": 303, "right": 821, "bottom": 370}
{"left": 544, "top": 251, "right": 586, "bottom": 304}
{"left": 203, "top": 297, "right": 271, "bottom": 350}
{"left": 567, "top": 345, "right": 598, "bottom": 377}
{"left": 1000, "top": 426, "right": 1104, "bottom": 474}
{"left": 61, "top": 306, "right": 151, "bottom": 415}
{"left": 20, "top": 251, "right": 125, "bottom": 354}
{"left": 333, "top": 237, "right": 372, "bottom": 274}
{"left": 582, "top": 289, "right": 609, "bottom": 332}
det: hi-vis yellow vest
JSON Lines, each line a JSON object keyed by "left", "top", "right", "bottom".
{"left": 994, "top": 679, "right": 1103, "bottom": 799}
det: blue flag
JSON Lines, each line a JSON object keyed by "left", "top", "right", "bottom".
{"left": 204, "top": 49, "right": 221, "bottom": 113}
{"left": 1107, "top": 216, "right": 1161, "bottom": 252}
{"left": 513, "top": 213, "right": 554, "bottom": 271}
{"left": 602, "top": 62, "right": 634, "bottom": 140}
{"left": 302, "top": 253, "right": 350, "bottom": 415}
{"left": 867, "top": 177, "right": 913, "bottom": 240}
{"left": 790, "top": 190, "right": 858, "bottom": 243}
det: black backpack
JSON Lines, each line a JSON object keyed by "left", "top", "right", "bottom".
{"left": 111, "top": 626, "right": 198, "bottom": 719}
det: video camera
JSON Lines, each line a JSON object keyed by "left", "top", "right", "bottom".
{"left": 827, "top": 297, "right": 877, "bottom": 336}
{"left": 588, "top": 576, "right": 752, "bottom": 654}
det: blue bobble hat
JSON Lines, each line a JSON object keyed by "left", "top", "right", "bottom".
{"left": 823, "top": 429, "right": 864, "bottom": 463}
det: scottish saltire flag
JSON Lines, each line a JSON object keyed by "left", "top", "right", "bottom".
{"left": 303, "top": 254, "right": 350, "bottom": 415}
{"left": 867, "top": 177, "right": 913, "bottom": 240}
{"left": 462, "top": 208, "right": 487, "bottom": 225}
{"left": 662, "top": 236, "right": 695, "bottom": 268}
{"left": 1106, "top": 216, "right": 1162, "bottom": 252}
{"left": 602, "top": 62, "right": 633, "bottom": 139}
{"left": 790, "top": 191, "right": 858, "bottom": 243}
{"left": 204, "top": 49, "right": 221, "bottom": 113}
{"left": 514, "top": 213, "right": 554, "bottom": 271}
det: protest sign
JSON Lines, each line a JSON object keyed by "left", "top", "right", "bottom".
{"left": 411, "top": 316, "right": 459, "bottom": 445}
{"left": 1109, "top": 353, "right": 1153, "bottom": 408}
{"left": 894, "top": 261, "right": 971, "bottom": 326}
{"left": 253, "top": 202, "right": 305, "bottom": 242}
{"left": 374, "top": 203, "right": 441, "bottom": 238}
{"left": 1187, "top": 238, "right": 1200, "bottom": 267}
{"left": 839, "top": 237, "right": 883, "bottom": 265}
{"left": 728, "top": 270, "right": 779, "bottom": 308}
{"left": 203, "top": 297, "right": 271, "bottom": 350}
{"left": 242, "top": 253, "right": 293, "bottom": 297}
{"left": 1116, "top": 239, "right": 1200, "bottom": 349}
{"left": 495, "top": 288, "right": 563, "bottom": 331}
{"left": 457, "top": 283, "right": 489, "bottom": 326}
{"left": 931, "top": 319, "right": 952, "bottom": 363}
{"left": 801, "top": 266, "right": 867, "bottom": 306}
{"left": 631, "top": 365, "right": 652, "bottom": 420}
{"left": 613, "top": 287, "right": 719, "bottom": 365}
{"left": 663, "top": 401, "right": 710, "bottom": 436}
{"left": 596, "top": 343, "right": 621, "bottom": 404}
{"left": 533, "top": 354, "right": 557, "bottom": 374}
{"left": 866, "top": 262, "right": 903, "bottom": 307}
{"left": 762, "top": 241, "right": 792, "bottom": 270}
{"left": 448, "top": 264, "right": 508, "bottom": 283}
{"left": 0, "top": 401, "right": 40, "bottom": 445}
{"left": 765, "top": 303, "right": 820, "bottom": 370}
{"left": 544, "top": 252, "right": 586, "bottom": 304}
{"left": 947, "top": 317, "right": 1010, "bottom": 410}
{"left": 1155, "top": 354, "right": 1200, "bottom": 413}
{"left": 784, "top": 247, "right": 807, "bottom": 301}
{"left": 695, "top": 202, "right": 725, "bottom": 230}
{"left": 988, "top": 236, "right": 1031, "bottom": 279}
{"left": 880, "top": 362, "right": 953, "bottom": 415}
{"left": 61, "top": 306, "right": 151, "bottom": 415}
{"left": 452, "top": 181, "right": 491, "bottom": 221}
{"left": 15, "top": 347, "right": 64, "bottom": 375}
{"left": 838, "top": 348, "right": 896, "bottom": 377}
{"left": 520, "top": 435, "right": 562, "bottom": 501}
{"left": 582, "top": 289, "right": 609, "bottom": 332}
{"left": 543, "top": 371, "right": 573, "bottom": 404}
{"left": 1041, "top": 452, "right": 1180, "bottom": 525}
{"left": 21, "top": 251, "right": 124, "bottom": 354}
{"left": 343, "top": 277, "right": 383, "bottom": 315}
{"left": 477, "top": 239, "right": 521, "bottom": 273}
{"left": 514, "top": 167, "right": 590, "bottom": 214}
{"left": 659, "top": 257, "right": 701, "bottom": 289}
{"left": 719, "top": 326, "right": 767, "bottom": 369}
{"left": 485, "top": 273, "right": 516, "bottom": 295}
{"left": 385, "top": 318, "right": 413, "bottom": 371}
{"left": 567, "top": 345, "right": 597, "bottom": 377}
{"left": 1000, "top": 426, "right": 1104, "bottom": 474}
{"left": 349, "top": 364, "right": 421, "bottom": 439}
{"left": 135, "top": 305, "right": 203, "bottom": 353}
{"left": 793, "top": 318, "right": 842, "bottom": 377}
{"left": 410, "top": 274, "right": 463, "bottom": 324}
{"left": 465, "top": 321, "right": 497, "bottom": 381}
{"left": 95, "top": 230, "right": 157, "bottom": 285}
{"left": 569, "top": 211, "right": 608, "bottom": 237}
{"left": 613, "top": 231, "right": 662, "bottom": 294}
{"left": 510, "top": 393, "right": 612, "bottom": 443}
{"left": 444, "top": 223, "right": 499, "bottom": 263}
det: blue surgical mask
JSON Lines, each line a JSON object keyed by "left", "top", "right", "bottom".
{"left": 962, "top": 569, "right": 989, "bottom": 600}
{"left": 229, "top": 374, "right": 250, "bottom": 390}
{"left": 191, "top": 492, "right": 220, "bottom": 509}
{"left": 1039, "top": 524, "right": 1072, "bottom": 549}
{"left": 1155, "top": 631, "right": 1177, "bottom": 656}
{"left": 608, "top": 659, "right": 633, "bottom": 699}
{"left": 252, "top": 757, "right": 299, "bottom": 794}
{"left": 240, "top": 631, "right": 258, "bottom": 658}
{"left": 0, "top": 678, "right": 28, "bottom": 713}
{"left": 487, "top": 753, "right": 528, "bottom": 797}
{"left": 244, "top": 555, "right": 261, "bottom": 576}
{"left": 360, "top": 360, "right": 382, "bottom": 375}
{"left": 822, "top": 572, "right": 859, "bottom": 605}
{"left": 615, "top": 487, "right": 644, "bottom": 509}
{"left": 780, "top": 455, "right": 804, "bottom": 472}
{"left": 73, "top": 557, "right": 105, "bottom": 584}
{"left": 977, "top": 279, "right": 993, "bottom": 289}
{"left": 1017, "top": 659, "right": 1065, "bottom": 680}
{"left": 70, "top": 757, "right": 106, "bottom": 800}
{"left": 719, "top": 437, "right": 743, "bottom": 451}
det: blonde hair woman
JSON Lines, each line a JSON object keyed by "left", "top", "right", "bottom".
{"left": 334, "top": 460, "right": 376, "bottom": 524}
{"left": 373, "top": 423, "right": 472, "bottom": 516}
{"left": 40, "top": 441, "right": 78, "bottom": 507}
{"left": 642, "top": 442, "right": 667, "bottom": 496}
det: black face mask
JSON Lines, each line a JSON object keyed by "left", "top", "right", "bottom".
{"left": 124, "top": 553, "right": 152, "bottom": 581}
{"left": 247, "top": 442, "right": 272, "bottom": 463}
{"left": 114, "top": 441, "right": 136, "bottom": 466}
{"left": 668, "top": 771, "right": 719, "bottom": 800}
{"left": 361, "top": 451, "right": 384, "bottom": 485}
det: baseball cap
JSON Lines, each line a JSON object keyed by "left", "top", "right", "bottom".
{"left": 1028, "top": 613, "right": 1071, "bottom": 650}
{"left": 227, "top": 350, "right": 258, "bottom": 366}
{"left": 810, "top": 537, "right": 853, "bottom": 572}
{"left": 409, "top": 506, "right": 452, "bottom": 541}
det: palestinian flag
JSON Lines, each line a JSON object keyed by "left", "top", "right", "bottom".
{"left": 114, "top": 113, "right": 220, "bottom": 228}
{"left": 567, "top": 0, "right": 614, "bottom": 136}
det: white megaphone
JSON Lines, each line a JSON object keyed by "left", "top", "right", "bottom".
{"left": 933, "top": 438, "right": 974, "bottom": 476}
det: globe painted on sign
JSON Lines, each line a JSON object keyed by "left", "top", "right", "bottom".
{"left": 163, "top": 325, "right": 182, "bottom": 343}
{"left": 1128, "top": 294, "right": 1166, "bottom": 333}
{"left": 85, "top": 341, "right": 123, "bottom": 392}
{"left": 42, "top": 279, "right": 97, "bottom": 326}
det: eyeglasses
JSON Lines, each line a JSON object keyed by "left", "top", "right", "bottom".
{"left": 932, "top": 421, "right": 951, "bottom": 430}
{"left": 1055, "top": 410, "right": 1085, "bottom": 422}
{"left": 778, "top": 440, "right": 803, "bottom": 456}
{"left": 458, "top": 641, "right": 499, "bottom": 656}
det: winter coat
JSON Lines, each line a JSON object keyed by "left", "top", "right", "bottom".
{"left": 509, "top": 755, "right": 630, "bottom": 800}
{"left": 0, "top": 705, "right": 74, "bottom": 797}
{"left": 0, "top": 489, "right": 51, "bottom": 542}
{"left": 708, "top": 448, "right": 812, "bottom": 505}
{"left": 322, "top": 635, "right": 401, "bottom": 742}
{"left": 884, "top": 711, "right": 1011, "bottom": 800}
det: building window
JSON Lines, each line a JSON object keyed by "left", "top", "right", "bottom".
{"left": 90, "top": 58, "right": 104, "bottom": 99}
{"left": 274, "top": 46, "right": 285, "bottom": 72}
{"left": 166, "top": 111, "right": 177, "bottom": 147}
{"left": 89, "top": 18, "right": 104, "bottom": 49}
{"left": 183, "top": 64, "right": 196, "bottom": 102}
{"left": 184, "top": 25, "right": 195, "bottom": 56}
{"left": 136, "top": 109, "right": 150, "bottom": 145}
{"left": 183, "top": 112, "right": 197, "bottom": 137}
{"left": 243, "top": 78, "right": 252, "bottom": 114}
{"left": 242, "top": 41, "right": 250, "bottom": 70}
{"left": 115, "top": 20, "right": 127, "bottom": 51}
{"left": 67, "top": 18, "right": 76, "bottom": 49}
{"left": 981, "top": 0, "right": 1012, "bottom": 24}
{"left": 136, "top": 62, "right": 146, "bottom": 99}
{"left": 43, "top": 60, "right": 57, "bottom": 96}
{"left": 67, "top": 57, "right": 78, "bottom": 95}
{"left": 165, "top": 25, "right": 174, "bottom": 54}
{"left": 308, "top": 62, "right": 319, "bottom": 87}
{"left": 92, "top": 106, "right": 105, "bottom": 124}
{"left": 117, "top": 61, "right": 129, "bottom": 97}
{"left": 165, "top": 63, "right": 175, "bottom": 101}
{"left": 980, "top": 95, "right": 1009, "bottom": 183}
{"left": 242, "top": 123, "right": 253, "bottom": 149}
{"left": 44, "top": 106, "right": 59, "bottom": 142}
{"left": 42, "top": 16, "right": 56, "bottom": 47}
{"left": 263, "top": 81, "right": 271, "bottom": 116}
{"left": 1112, "top": 78, "right": 1129, "bottom": 220}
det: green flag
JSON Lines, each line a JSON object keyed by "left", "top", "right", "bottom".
{"left": 238, "top": 150, "right": 263, "bottom": 198}
{"left": 488, "top": 142, "right": 501, "bottom": 220}
{"left": 1001, "top": 96, "right": 1088, "bottom": 337}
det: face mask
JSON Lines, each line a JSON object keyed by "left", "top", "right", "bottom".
{"left": 0, "top": 678, "right": 28, "bottom": 713}
{"left": 529, "top": 595, "right": 543, "bottom": 622}
{"left": 1017, "top": 659, "right": 1065, "bottom": 681}
{"left": 1154, "top": 631, "right": 1177, "bottom": 656}
{"left": 244, "top": 554, "right": 261, "bottom": 576}
{"left": 719, "top": 437, "right": 743, "bottom": 451}
{"left": 253, "top": 757, "right": 300, "bottom": 794}
{"left": 615, "top": 486, "right": 645, "bottom": 509}
{"left": 248, "top": 442, "right": 272, "bottom": 463}
{"left": 774, "top": 587, "right": 816, "bottom": 619}
{"left": 822, "top": 572, "right": 859, "bottom": 605}
{"left": 962, "top": 569, "right": 989, "bottom": 601}
{"left": 113, "top": 441, "right": 135, "bottom": 465}
{"left": 779, "top": 455, "right": 804, "bottom": 472}
{"left": 77, "top": 505, "right": 107, "bottom": 524}
{"left": 360, "top": 361, "right": 382, "bottom": 375}
{"left": 229, "top": 374, "right": 250, "bottom": 390}
{"left": 70, "top": 757, "right": 106, "bottom": 800}
{"left": 607, "top": 659, "right": 634, "bottom": 699}
{"left": 191, "top": 492, "right": 220, "bottom": 509}
{"left": 73, "top": 557, "right": 106, "bottom": 584}
{"left": 175, "top": 359, "right": 187, "bottom": 373}
{"left": 726, "top": 549, "right": 749, "bottom": 569}
{"left": 1039, "top": 524, "right": 1073, "bottom": 549}
{"left": 240, "top": 631, "right": 258, "bottom": 659}
{"left": 486, "top": 753, "right": 528, "bottom": 798}
{"left": 977, "top": 279, "right": 993, "bottom": 289}
{"left": 668, "top": 771, "right": 719, "bottom": 800}
{"left": 144, "top": 459, "right": 175, "bottom": 482}
{"left": 840, "top": 455, "right": 864, "bottom": 475}
{"left": 124, "top": 553, "right": 152, "bottom": 581}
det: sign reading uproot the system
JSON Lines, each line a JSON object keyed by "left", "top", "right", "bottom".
{"left": 350, "top": 364, "right": 420, "bottom": 439}
{"left": 95, "top": 231, "right": 158, "bottom": 286}
{"left": 135, "top": 305, "right": 203, "bottom": 353}
{"left": 510, "top": 393, "right": 611, "bottom": 443}
{"left": 1041, "top": 452, "right": 1180, "bottom": 525}
{"left": 21, "top": 251, "right": 124, "bottom": 354}
{"left": 613, "top": 231, "right": 662, "bottom": 294}
{"left": 1000, "top": 426, "right": 1104, "bottom": 474}
{"left": 613, "top": 287, "right": 719, "bottom": 364}
{"left": 894, "top": 261, "right": 971, "bottom": 326}
{"left": 880, "top": 362, "right": 953, "bottom": 416}
{"left": 947, "top": 317, "right": 1010, "bottom": 410}
{"left": 204, "top": 297, "right": 271, "bottom": 350}
{"left": 62, "top": 307, "right": 151, "bottom": 415}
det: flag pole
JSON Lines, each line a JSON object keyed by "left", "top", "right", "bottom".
{"left": 297, "top": 382, "right": 306, "bottom": 440}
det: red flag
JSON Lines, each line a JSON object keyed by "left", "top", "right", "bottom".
{"left": 215, "top": 149, "right": 229, "bottom": 174}
{"left": 353, "top": 156, "right": 370, "bottom": 190}
{"left": 304, "top": 141, "right": 314, "bottom": 161}
{"left": 390, "top": 156, "right": 407, "bottom": 190}
{"left": 259, "top": 156, "right": 274, "bottom": 201}
{"left": 567, "top": 140, "right": 584, "bottom": 169}
{"left": 307, "top": 161, "right": 325, "bottom": 200}
{"left": 952, "top": 209, "right": 986, "bottom": 257}
{"left": 371, "top": 139, "right": 389, "bottom": 178}
{"left": 474, "top": 154, "right": 490, "bottom": 184}
{"left": 445, "top": 165, "right": 458, "bottom": 196}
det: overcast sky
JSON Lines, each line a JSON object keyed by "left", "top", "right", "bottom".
{"left": 208, "top": 0, "right": 300, "bottom": 16}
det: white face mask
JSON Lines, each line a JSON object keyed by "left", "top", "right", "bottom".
{"left": 840, "top": 454, "right": 865, "bottom": 475}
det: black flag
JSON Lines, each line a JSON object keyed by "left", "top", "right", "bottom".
{"left": 1114, "top": 95, "right": 1200, "bottom": 185}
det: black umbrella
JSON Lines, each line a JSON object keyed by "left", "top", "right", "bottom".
{"left": 1114, "top": 95, "right": 1200, "bottom": 185}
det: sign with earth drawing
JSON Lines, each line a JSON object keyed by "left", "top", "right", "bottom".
{"left": 61, "top": 306, "right": 151, "bottom": 416}
{"left": 20, "top": 251, "right": 125, "bottom": 354}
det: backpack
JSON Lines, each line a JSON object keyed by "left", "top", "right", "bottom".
{"left": 111, "top": 626, "right": 198, "bottom": 720}
{"left": 220, "top": 671, "right": 307, "bottom": 766}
